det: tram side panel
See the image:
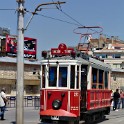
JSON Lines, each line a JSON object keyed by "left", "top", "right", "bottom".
{"left": 40, "top": 90, "right": 44, "bottom": 112}
{"left": 87, "top": 89, "right": 111, "bottom": 111}
{"left": 70, "top": 90, "right": 80, "bottom": 116}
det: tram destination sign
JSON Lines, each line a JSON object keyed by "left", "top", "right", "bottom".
{"left": 51, "top": 43, "right": 74, "bottom": 55}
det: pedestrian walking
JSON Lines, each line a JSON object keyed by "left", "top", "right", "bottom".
{"left": 110, "top": 90, "right": 114, "bottom": 109}
{"left": 120, "top": 89, "right": 124, "bottom": 109}
{"left": 113, "top": 89, "right": 120, "bottom": 111}
{"left": 117, "top": 89, "right": 121, "bottom": 109}
{"left": 0, "top": 88, "right": 8, "bottom": 120}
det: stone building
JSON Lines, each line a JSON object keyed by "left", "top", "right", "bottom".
{"left": 77, "top": 34, "right": 124, "bottom": 91}
{"left": 0, "top": 57, "right": 40, "bottom": 96}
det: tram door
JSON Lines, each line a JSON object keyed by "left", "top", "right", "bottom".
{"left": 80, "top": 65, "right": 87, "bottom": 111}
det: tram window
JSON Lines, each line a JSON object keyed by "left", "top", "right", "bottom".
{"left": 92, "top": 84, "right": 96, "bottom": 89}
{"left": 105, "top": 72, "right": 108, "bottom": 88}
{"left": 99, "top": 70, "right": 103, "bottom": 83}
{"left": 92, "top": 68, "right": 97, "bottom": 83}
{"left": 81, "top": 66, "right": 87, "bottom": 89}
{"left": 49, "top": 67, "right": 57, "bottom": 87}
{"left": 70, "top": 65, "right": 75, "bottom": 89}
{"left": 59, "top": 67, "right": 67, "bottom": 87}
{"left": 76, "top": 66, "right": 79, "bottom": 89}
{"left": 42, "top": 65, "right": 45, "bottom": 88}
{"left": 99, "top": 85, "right": 103, "bottom": 89}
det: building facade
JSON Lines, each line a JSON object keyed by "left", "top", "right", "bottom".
{"left": 0, "top": 57, "right": 40, "bottom": 96}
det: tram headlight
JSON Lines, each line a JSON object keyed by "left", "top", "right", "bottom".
{"left": 52, "top": 99, "right": 62, "bottom": 110}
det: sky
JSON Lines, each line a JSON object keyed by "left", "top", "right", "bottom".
{"left": 0, "top": 0, "right": 124, "bottom": 60}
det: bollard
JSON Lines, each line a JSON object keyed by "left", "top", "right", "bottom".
{"left": 34, "top": 96, "right": 40, "bottom": 110}
{"left": 27, "top": 96, "right": 33, "bottom": 107}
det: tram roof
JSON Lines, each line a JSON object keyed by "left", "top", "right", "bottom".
{"left": 41, "top": 55, "right": 111, "bottom": 71}
{"left": 89, "top": 57, "right": 111, "bottom": 70}
{"left": 41, "top": 56, "right": 89, "bottom": 65}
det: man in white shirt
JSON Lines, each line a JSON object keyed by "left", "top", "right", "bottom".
{"left": 0, "top": 88, "right": 8, "bottom": 120}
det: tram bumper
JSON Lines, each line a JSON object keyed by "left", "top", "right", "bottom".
{"left": 40, "top": 109, "right": 78, "bottom": 121}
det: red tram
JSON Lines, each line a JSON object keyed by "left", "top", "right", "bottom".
{"left": 39, "top": 43, "right": 112, "bottom": 124}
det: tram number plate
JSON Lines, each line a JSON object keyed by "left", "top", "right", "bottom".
{"left": 51, "top": 116, "right": 59, "bottom": 120}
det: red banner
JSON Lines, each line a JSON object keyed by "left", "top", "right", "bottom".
{"left": 51, "top": 43, "right": 74, "bottom": 55}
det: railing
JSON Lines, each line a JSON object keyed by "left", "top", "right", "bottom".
{"left": 6, "top": 96, "right": 40, "bottom": 109}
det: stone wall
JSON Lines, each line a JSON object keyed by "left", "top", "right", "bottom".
{"left": 111, "top": 72, "right": 124, "bottom": 91}
{"left": 0, "top": 62, "right": 40, "bottom": 96}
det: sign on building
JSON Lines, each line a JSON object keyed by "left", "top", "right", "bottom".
{"left": 0, "top": 35, "right": 37, "bottom": 59}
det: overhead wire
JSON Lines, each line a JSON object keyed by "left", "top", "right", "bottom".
{"left": 25, "top": 7, "right": 81, "bottom": 26}
{"left": 32, "top": 13, "right": 80, "bottom": 26}
{"left": 0, "top": 5, "right": 102, "bottom": 35}
{"left": 52, "top": 0, "right": 83, "bottom": 26}
{"left": 51, "top": 0, "right": 103, "bottom": 35}
{"left": 50, "top": 0, "right": 105, "bottom": 51}
{"left": 0, "top": 6, "right": 118, "bottom": 41}
{"left": 0, "top": 9, "right": 16, "bottom": 11}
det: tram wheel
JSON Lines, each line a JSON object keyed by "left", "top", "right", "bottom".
{"left": 74, "top": 120, "right": 79, "bottom": 124}
{"left": 100, "top": 112, "right": 105, "bottom": 120}
{"left": 67, "top": 121, "right": 79, "bottom": 124}
{"left": 85, "top": 115, "right": 92, "bottom": 124}
{"left": 42, "top": 119, "right": 52, "bottom": 123}
{"left": 58, "top": 121, "right": 68, "bottom": 124}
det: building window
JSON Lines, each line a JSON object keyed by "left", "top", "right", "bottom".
{"left": 113, "top": 76, "right": 116, "bottom": 81}
{"left": 112, "top": 54, "right": 121, "bottom": 58}
{"left": 115, "top": 47, "right": 120, "bottom": 49}
{"left": 113, "top": 64, "right": 120, "bottom": 68}
{"left": 95, "top": 54, "right": 108, "bottom": 58}
{"left": 101, "top": 54, "right": 107, "bottom": 58}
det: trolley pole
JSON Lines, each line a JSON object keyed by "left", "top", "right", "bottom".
{"left": 16, "top": 0, "right": 25, "bottom": 124}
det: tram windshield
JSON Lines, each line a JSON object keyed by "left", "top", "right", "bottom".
{"left": 58, "top": 67, "right": 67, "bottom": 87}
{"left": 48, "top": 66, "right": 67, "bottom": 87}
{"left": 49, "top": 67, "right": 57, "bottom": 87}
{"left": 41, "top": 64, "right": 81, "bottom": 89}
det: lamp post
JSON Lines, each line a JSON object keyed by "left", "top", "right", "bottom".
{"left": 16, "top": 0, "right": 25, "bottom": 124}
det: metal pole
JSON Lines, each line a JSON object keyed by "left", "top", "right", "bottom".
{"left": 16, "top": 0, "right": 25, "bottom": 124}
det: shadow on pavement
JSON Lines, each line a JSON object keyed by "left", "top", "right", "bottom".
{"left": 11, "top": 121, "right": 16, "bottom": 124}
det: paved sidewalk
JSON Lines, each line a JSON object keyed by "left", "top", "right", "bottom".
{"left": 0, "top": 107, "right": 41, "bottom": 124}
{"left": 1, "top": 107, "right": 124, "bottom": 124}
